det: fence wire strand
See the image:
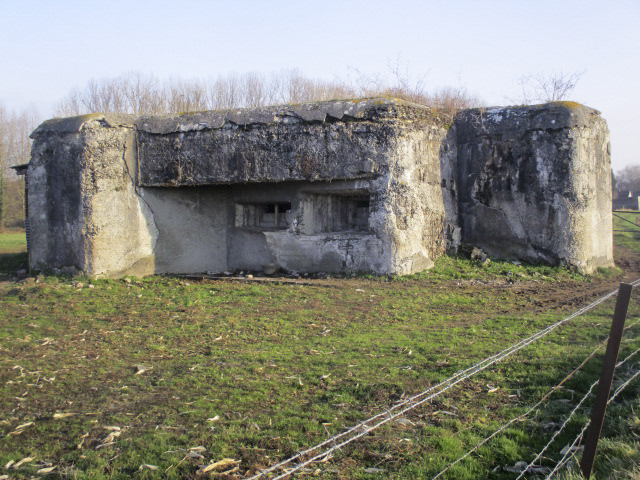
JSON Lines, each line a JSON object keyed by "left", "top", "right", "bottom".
{"left": 514, "top": 379, "right": 600, "bottom": 479}
{"left": 544, "top": 363, "right": 640, "bottom": 479}
{"left": 522, "top": 345, "right": 640, "bottom": 480}
{"left": 248, "top": 283, "right": 636, "bottom": 479}
{"left": 430, "top": 317, "right": 640, "bottom": 480}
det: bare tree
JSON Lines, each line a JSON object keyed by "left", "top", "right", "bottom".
{"left": 54, "top": 68, "right": 484, "bottom": 119}
{"left": 165, "top": 76, "right": 209, "bottom": 114}
{"left": 0, "top": 104, "right": 40, "bottom": 230}
{"left": 123, "top": 73, "right": 164, "bottom": 115}
{"left": 517, "top": 70, "right": 585, "bottom": 104}
{"left": 615, "top": 165, "right": 640, "bottom": 196}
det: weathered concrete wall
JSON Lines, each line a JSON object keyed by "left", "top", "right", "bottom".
{"left": 135, "top": 101, "right": 400, "bottom": 186}
{"left": 384, "top": 125, "right": 449, "bottom": 274}
{"left": 132, "top": 100, "right": 449, "bottom": 275}
{"left": 226, "top": 180, "right": 389, "bottom": 274}
{"left": 140, "top": 181, "right": 389, "bottom": 275}
{"left": 28, "top": 100, "right": 451, "bottom": 277}
{"left": 439, "top": 127, "right": 460, "bottom": 251}
{"left": 140, "top": 187, "right": 229, "bottom": 274}
{"left": 29, "top": 114, "right": 157, "bottom": 277}
{"left": 25, "top": 98, "right": 613, "bottom": 277}
{"left": 29, "top": 127, "right": 86, "bottom": 272}
{"left": 454, "top": 102, "right": 613, "bottom": 272}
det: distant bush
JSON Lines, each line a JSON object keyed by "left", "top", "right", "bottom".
{"left": 55, "top": 68, "right": 484, "bottom": 118}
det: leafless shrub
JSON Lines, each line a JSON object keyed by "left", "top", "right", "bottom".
{"left": 517, "top": 70, "right": 585, "bottom": 104}
{"left": 430, "top": 86, "right": 485, "bottom": 118}
{"left": 615, "top": 165, "right": 640, "bottom": 196}
{"left": 0, "top": 103, "right": 40, "bottom": 229}
{"left": 343, "top": 57, "right": 483, "bottom": 115}
{"left": 55, "top": 67, "right": 484, "bottom": 118}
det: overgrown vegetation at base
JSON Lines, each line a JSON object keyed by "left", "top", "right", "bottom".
{"left": 1, "top": 229, "right": 640, "bottom": 479}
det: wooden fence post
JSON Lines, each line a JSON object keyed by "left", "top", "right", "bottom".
{"left": 580, "top": 282, "right": 634, "bottom": 479}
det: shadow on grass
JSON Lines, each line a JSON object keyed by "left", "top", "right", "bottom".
{"left": 0, "top": 251, "right": 28, "bottom": 274}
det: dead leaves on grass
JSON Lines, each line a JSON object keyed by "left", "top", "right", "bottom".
{"left": 77, "top": 432, "right": 89, "bottom": 449}
{"left": 135, "top": 365, "right": 152, "bottom": 375}
{"left": 7, "top": 457, "right": 33, "bottom": 469}
{"left": 8, "top": 421, "right": 33, "bottom": 436}
{"left": 3, "top": 457, "right": 56, "bottom": 474}
{"left": 96, "top": 426, "right": 123, "bottom": 450}
{"left": 164, "top": 447, "right": 241, "bottom": 478}
{"left": 198, "top": 458, "right": 240, "bottom": 476}
{"left": 36, "top": 465, "right": 56, "bottom": 474}
{"left": 52, "top": 412, "right": 76, "bottom": 419}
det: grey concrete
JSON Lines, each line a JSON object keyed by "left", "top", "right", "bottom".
{"left": 25, "top": 98, "right": 613, "bottom": 277}
{"left": 455, "top": 102, "right": 612, "bottom": 272}
{"left": 28, "top": 122, "right": 156, "bottom": 277}
{"left": 134, "top": 99, "right": 440, "bottom": 187}
{"left": 140, "top": 187, "right": 229, "bottom": 274}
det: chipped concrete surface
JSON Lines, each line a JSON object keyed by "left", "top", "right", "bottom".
{"left": 29, "top": 122, "right": 157, "bottom": 277}
{"left": 26, "top": 99, "right": 613, "bottom": 277}
{"left": 455, "top": 102, "right": 612, "bottom": 273}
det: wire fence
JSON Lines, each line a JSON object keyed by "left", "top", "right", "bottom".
{"left": 613, "top": 210, "right": 640, "bottom": 232}
{"left": 431, "top": 317, "right": 640, "bottom": 480}
{"left": 247, "top": 280, "right": 640, "bottom": 479}
{"left": 541, "top": 349, "right": 640, "bottom": 479}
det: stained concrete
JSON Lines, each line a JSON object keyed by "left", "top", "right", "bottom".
{"left": 29, "top": 121, "right": 157, "bottom": 277}
{"left": 26, "top": 98, "right": 613, "bottom": 277}
{"left": 455, "top": 102, "right": 612, "bottom": 272}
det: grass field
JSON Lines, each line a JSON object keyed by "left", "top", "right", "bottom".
{"left": 614, "top": 210, "right": 640, "bottom": 255}
{"left": 1, "top": 225, "right": 640, "bottom": 479}
{"left": 0, "top": 231, "right": 26, "bottom": 253}
{"left": 0, "top": 230, "right": 27, "bottom": 275}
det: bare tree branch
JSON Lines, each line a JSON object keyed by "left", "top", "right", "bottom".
{"left": 517, "top": 70, "right": 585, "bottom": 104}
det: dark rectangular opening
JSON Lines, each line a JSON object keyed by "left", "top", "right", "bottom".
{"left": 304, "top": 193, "right": 370, "bottom": 233}
{"left": 236, "top": 202, "right": 291, "bottom": 229}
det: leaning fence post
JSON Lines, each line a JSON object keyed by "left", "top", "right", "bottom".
{"left": 580, "top": 282, "right": 634, "bottom": 479}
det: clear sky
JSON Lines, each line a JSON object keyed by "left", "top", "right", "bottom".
{"left": 1, "top": 0, "right": 638, "bottom": 170}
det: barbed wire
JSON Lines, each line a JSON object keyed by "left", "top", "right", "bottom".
{"left": 430, "top": 317, "right": 640, "bottom": 480}
{"left": 544, "top": 422, "right": 589, "bottom": 479}
{"left": 247, "top": 283, "right": 634, "bottom": 479}
{"left": 520, "top": 345, "right": 640, "bottom": 480}
{"left": 544, "top": 361, "right": 640, "bottom": 479}
{"left": 514, "top": 379, "right": 599, "bottom": 479}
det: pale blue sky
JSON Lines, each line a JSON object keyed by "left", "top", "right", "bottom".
{"left": 1, "top": 0, "right": 638, "bottom": 169}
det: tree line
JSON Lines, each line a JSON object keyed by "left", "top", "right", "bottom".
{"left": 54, "top": 69, "right": 483, "bottom": 118}
{"left": 613, "top": 166, "right": 640, "bottom": 198}
{"left": 1, "top": 68, "right": 635, "bottom": 230}
{"left": 0, "top": 104, "right": 39, "bottom": 230}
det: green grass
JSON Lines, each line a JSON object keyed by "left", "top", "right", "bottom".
{"left": 614, "top": 211, "right": 640, "bottom": 254}
{"left": 0, "top": 228, "right": 639, "bottom": 479}
{"left": 410, "top": 254, "right": 598, "bottom": 282}
{"left": 0, "top": 230, "right": 26, "bottom": 253}
{"left": 0, "top": 230, "right": 27, "bottom": 274}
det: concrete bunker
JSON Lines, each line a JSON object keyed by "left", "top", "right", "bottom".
{"left": 23, "top": 98, "right": 614, "bottom": 277}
